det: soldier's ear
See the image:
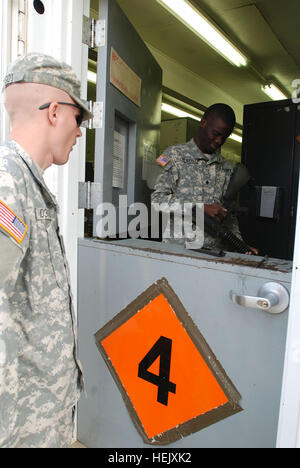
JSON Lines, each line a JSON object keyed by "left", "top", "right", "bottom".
{"left": 199, "top": 118, "right": 207, "bottom": 129}
{"left": 48, "top": 102, "right": 59, "bottom": 127}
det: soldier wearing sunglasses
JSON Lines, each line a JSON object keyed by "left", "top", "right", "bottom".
{"left": 0, "top": 53, "right": 93, "bottom": 448}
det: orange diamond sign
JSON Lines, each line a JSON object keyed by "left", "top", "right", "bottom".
{"left": 95, "top": 278, "right": 242, "bottom": 445}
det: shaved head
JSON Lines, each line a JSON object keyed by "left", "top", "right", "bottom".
{"left": 4, "top": 82, "right": 73, "bottom": 125}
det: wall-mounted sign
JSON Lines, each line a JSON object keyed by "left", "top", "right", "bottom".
{"left": 94, "top": 278, "right": 242, "bottom": 445}
{"left": 110, "top": 48, "right": 142, "bottom": 107}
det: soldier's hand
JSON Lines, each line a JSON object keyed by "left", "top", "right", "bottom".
{"left": 204, "top": 203, "right": 228, "bottom": 222}
{"left": 245, "top": 245, "right": 259, "bottom": 255}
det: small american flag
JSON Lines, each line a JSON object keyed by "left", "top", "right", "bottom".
{"left": 0, "top": 201, "right": 27, "bottom": 244}
{"left": 156, "top": 154, "right": 170, "bottom": 167}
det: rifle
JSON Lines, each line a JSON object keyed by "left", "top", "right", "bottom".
{"left": 202, "top": 164, "right": 255, "bottom": 254}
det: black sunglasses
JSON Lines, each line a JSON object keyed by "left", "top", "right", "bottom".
{"left": 39, "top": 101, "right": 84, "bottom": 127}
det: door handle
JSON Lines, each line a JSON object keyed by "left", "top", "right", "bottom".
{"left": 230, "top": 282, "right": 289, "bottom": 314}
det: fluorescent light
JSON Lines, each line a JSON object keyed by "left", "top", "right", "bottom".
{"left": 262, "top": 84, "right": 287, "bottom": 101}
{"left": 88, "top": 70, "right": 97, "bottom": 84}
{"left": 162, "top": 103, "right": 201, "bottom": 121}
{"left": 157, "top": 0, "right": 247, "bottom": 67}
{"left": 229, "top": 133, "right": 243, "bottom": 143}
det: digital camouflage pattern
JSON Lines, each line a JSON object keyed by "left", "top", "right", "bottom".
{"left": 0, "top": 140, "right": 82, "bottom": 448}
{"left": 151, "top": 139, "right": 243, "bottom": 249}
{"left": 3, "top": 52, "right": 93, "bottom": 122}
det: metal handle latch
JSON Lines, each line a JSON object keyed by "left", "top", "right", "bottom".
{"left": 230, "top": 282, "right": 289, "bottom": 314}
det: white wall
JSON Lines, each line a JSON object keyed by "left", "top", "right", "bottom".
{"left": 0, "top": 0, "right": 13, "bottom": 142}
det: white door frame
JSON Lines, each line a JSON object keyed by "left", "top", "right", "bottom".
{"left": 0, "top": 0, "right": 12, "bottom": 142}
{"left": 276, "top": 173, "right": 300, "bottom": 448}
{"left": 1, "top": 0, "right": 300, "bottom": 448}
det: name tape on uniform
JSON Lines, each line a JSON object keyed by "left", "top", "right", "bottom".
{"left": 35, "top": 208, "right": 54, "bottom": 221}
{"left": 0, "top": 200, "right": 28, "bottom": 244}
{"left": 94, "top": 278, "right": 242, "bottom": 445}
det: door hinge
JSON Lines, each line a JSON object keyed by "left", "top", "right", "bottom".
{"left": 82, "top": 101, "right": 103, "bottom": 129}
{"left": 78, "top": 182, "right": 101, "bottom": 210}
{"left": 82, "top": 16, "right": 105, "bottom": 48}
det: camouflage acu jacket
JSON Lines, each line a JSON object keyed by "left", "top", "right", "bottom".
{"left": 151, "top": 139, "right": 242, "bottom": 249}
{"left": 0, "top": 140, "right": 82, "bottom": 448}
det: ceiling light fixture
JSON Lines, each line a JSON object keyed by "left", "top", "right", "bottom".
{"left": 229, "top": 133, "right": 243, "bottom": 143}
{"left": 157, "top": 0, "right": 247, "bottom": 67}
{"left": 261, "top": 84, "right": 287, "bottom": 101}
{"left": 162, "top": 102, "right": 202, "bottom": 120}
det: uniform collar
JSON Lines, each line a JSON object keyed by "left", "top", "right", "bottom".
{"left": 6, "top": 139, "right": 58, "bottom": 207}
{"left": 190, "top": 138, "right": 222, "bottom": 164}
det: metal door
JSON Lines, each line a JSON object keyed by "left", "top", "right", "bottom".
{"left": 77, "top": 239, "right": 291, "bottom": 448}
{"left": 239, "top": 100, "right": 300, "bottom": 260}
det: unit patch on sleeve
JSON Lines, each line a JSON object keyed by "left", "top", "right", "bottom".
{"left": 0, "top": 200, "right": 28, "bottom": 244}
{"left": 156, "top": 154, "right": 171, "bottom": 167}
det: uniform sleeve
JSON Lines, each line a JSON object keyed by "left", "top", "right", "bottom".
{"left": 0, "top": 169, "right": 28, "bottom": 288}
{"left": 0, "top": 235, "right": 22, "bottom": 289}
{"left": 0, "top": 293, "right": 20, "bottom": 447}
{"left": 0, "top": 167, "right": 29, "bottom": 447}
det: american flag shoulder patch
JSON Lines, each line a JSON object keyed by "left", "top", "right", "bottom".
{"left": 0, "top": 200, "right": 28, "bottom": 244}
{"left": 156, "top": 154, "right": 171, "bottom": 167}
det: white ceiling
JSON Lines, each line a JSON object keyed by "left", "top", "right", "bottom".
{"left": 90, "top": 0, "right": 300, "bottom": 127}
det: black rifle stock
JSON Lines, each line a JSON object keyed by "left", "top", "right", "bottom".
{"left": 203, "top": 163, "right": 254, "bottom": 254}
{"left": 204, "top": 213, "right": 251, "bottom": 254}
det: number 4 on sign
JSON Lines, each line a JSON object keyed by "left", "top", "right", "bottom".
{"left": 138, "top": 336, "right": 176, "bottom": 406}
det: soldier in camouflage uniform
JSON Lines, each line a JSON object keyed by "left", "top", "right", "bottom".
{"left": 152, "top": 104, "right": 256, "bottom": 253}
{"left": 0, "top": 53, "right": 93, "bottom": 448}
